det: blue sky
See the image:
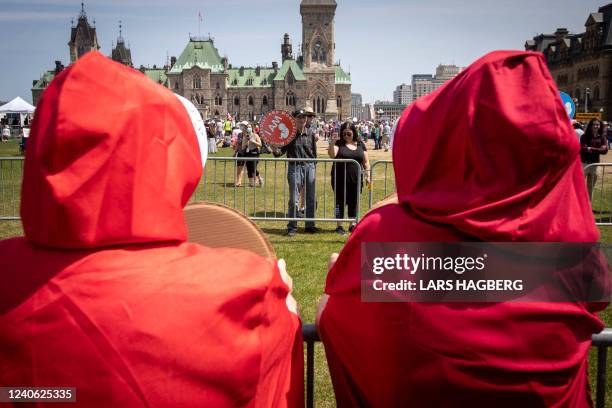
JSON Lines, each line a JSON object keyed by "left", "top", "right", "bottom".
{"left": 0, "top": 0, "right": 607, "bottom": 104}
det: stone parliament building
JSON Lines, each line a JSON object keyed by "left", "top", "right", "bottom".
{"left": 525, "top": 3, "right": 612, "bottom": 121}
{"left": 32, "top": 0, "right": 352, "bottom": 122}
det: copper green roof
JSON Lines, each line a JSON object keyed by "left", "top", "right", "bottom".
{"left": 143, "top": 68, "right": 168, "bottom": 86}
{"left": 273, "top": 59, "right": 306, "bottom": 81}
{"left": 169, "top": 39, "right": 224, "bottom": 74}
{"left": 32, "top": 71, "right": 56, "bottom": 90}
{"left": 227, "top": 68, "right": 276, "bottom": 88}
{"left": 335, "top": 65, "right": 351, "bottom": 84}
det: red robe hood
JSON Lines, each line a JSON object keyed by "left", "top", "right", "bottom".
{"left": 319, "top": 51, "right": 606, "bottom": 407}
{"left": 21, "top": 51, "right": 202, "bottom": 249}
{"left": 1, "top": 52, "right": 303, "bottom": 407}
{"left": 392, "top": 50, "right": 597, "bottom": 242}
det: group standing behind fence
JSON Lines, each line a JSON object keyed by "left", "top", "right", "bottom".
{"left": 196, "top": 106, "right": 386, "bottom": 237}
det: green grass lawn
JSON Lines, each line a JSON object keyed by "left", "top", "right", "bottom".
{"left": 1, "top": 141, "right": 611, "bottom": 406}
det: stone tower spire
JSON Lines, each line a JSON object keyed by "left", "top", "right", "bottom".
{"left": 111, "top": 20, "right": 133, "bottom": 67}
{"left": 300, "top": 0, "right": 337, "bottom": 68}
{"left": 68, "top": 2, "right": 100, "bottom": 63}
{"left": 281, "top": 33, "right": 293, "bottom": 61}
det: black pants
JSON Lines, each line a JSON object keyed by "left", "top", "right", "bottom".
{"left": 332, "top": 179, "right": 359, "bottom": 219}
{"left": 245, "top": 150, "right": 260, "bottom": 178}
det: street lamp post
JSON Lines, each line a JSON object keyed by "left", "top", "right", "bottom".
{"left": 585, "top": 88, "right": 590, "bottom": 113}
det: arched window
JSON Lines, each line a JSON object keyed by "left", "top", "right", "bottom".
{"left": 312, "top": 96, "right": 325, "bottom": 114}
{"left": 594, "top": 86, "right": 600, "bottom": 101}
{"left": 234, "top": 96, "right": 240, "bottom": 106}
{"left": 287, "top": 73, "right": 295, "bottom": 86}
{"left": 215, "top": 94, "right": 222, "bottom": 106}
{"left": 193, "top": 76, "right": 202, "bottom": 89}
{"left": 173, "top": 81, "right": 179, "bottom": 90}
{"left": 286, "top": 92, "right": 296, "bottom": 107}
{"left": 214, "top": 110, "right": 220, "bottom": 116}
{"left": 262, "top": 95, "right": 268, "bottom": 105}
{"left": 337, "top": 95, "right": 342, "bottom": 108}
{"left": 248, "top": 96, "right": 254, "bottom": 106}
{"left": 312, "top": 39, "right": 326, "bottom": 63}
{"left": 216, "top": 82, "right": 220, "bottom": 89}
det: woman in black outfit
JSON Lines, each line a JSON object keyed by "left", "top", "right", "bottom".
{"left": 328, "top": 122, "right": 371, "bottom": 234}
{"left": 580, "top": 118, "right": 607, "bottom": 200}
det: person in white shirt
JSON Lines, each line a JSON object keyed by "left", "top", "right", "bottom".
{"left": 382, "top": 122, "right": 392, "bottom": 151}
{"left": 1, "top": 125, "right": 10, "bottom": 143}
{"left": 573, "top": 120, "right": 584, "bottom": 141}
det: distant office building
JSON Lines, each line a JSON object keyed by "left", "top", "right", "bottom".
{"left": 525, "top": 3, "right": 612, "bottom": 120}
{"left": 410, "top": 65, "right": 462, "bottom": 103}
{"left": 412, "top": 74, "right": 435, "bottom": 100}
{"left": 373, "top": 101, "right": 406, "bottom": 123}
{"left": 393, "top": 83, "right": 413, "bottom": 105}
{"left": 433, "top": 64, "right": 462, "bottom": 89}
{"left": 351, "top": 93, "right": 367, "bottom": 120}
{"left": 435, "top": 64, "right": 461, "bottom": 81}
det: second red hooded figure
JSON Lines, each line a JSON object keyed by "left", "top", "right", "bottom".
{"left": 318, "top": 51, "right": 607, "bottom": 407}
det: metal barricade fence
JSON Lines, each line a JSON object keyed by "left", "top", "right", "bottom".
{"left": 0, "top": 157, "right": 23, "bottom": 220}
{"left": 194, "top": 157, "right": 362, "bottom": 224}
{"left": 584, "top": 163, "right": 612, "bottom": 226}
{"left": 368, "top": 160, "right": 394, "bottom": 208}
{"left": 0, "top": 156, "right": 364, "bottom": 224}
{"left": 301, "top": 324, "right": 612, "bottom": 408}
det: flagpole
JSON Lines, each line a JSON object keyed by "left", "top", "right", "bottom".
{"left": 198, "top": 11, "right": 202, "bottom": 38}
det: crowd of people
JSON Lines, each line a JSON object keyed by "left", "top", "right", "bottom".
{"left": 200, "top": 110, "right": 395, "bottom": 236}
{"left": 1, "top": 115, "right": 33, "bottom": 155}
{"left": 0, "top": 50, "right": 609, "bottom": 407}
{"left": 203, "top": 116, "right": 396, "bottom": 153}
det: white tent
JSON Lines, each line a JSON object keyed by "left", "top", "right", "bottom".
{"left": 0, "top": 97, "right": 35, "bottom": 114}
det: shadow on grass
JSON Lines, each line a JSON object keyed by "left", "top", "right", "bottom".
{"left": 260, "top": 227, "right": 290, "bottom": 237}
{"left": 594, "top": 210, "right": 612, "bottom": 223}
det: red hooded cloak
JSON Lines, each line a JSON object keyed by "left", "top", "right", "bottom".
{"left": 0, "top": 52, "right": 303, "bottom": 407}
{"left": 318, "top": 51, "right": 607, "bottom": 407}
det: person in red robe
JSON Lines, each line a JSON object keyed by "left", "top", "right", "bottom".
{"left": 317, "top": 50, "right": 608, "bottom": 407}
{"left": 0, "top": 52, "right": 303, "bottom": 407}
